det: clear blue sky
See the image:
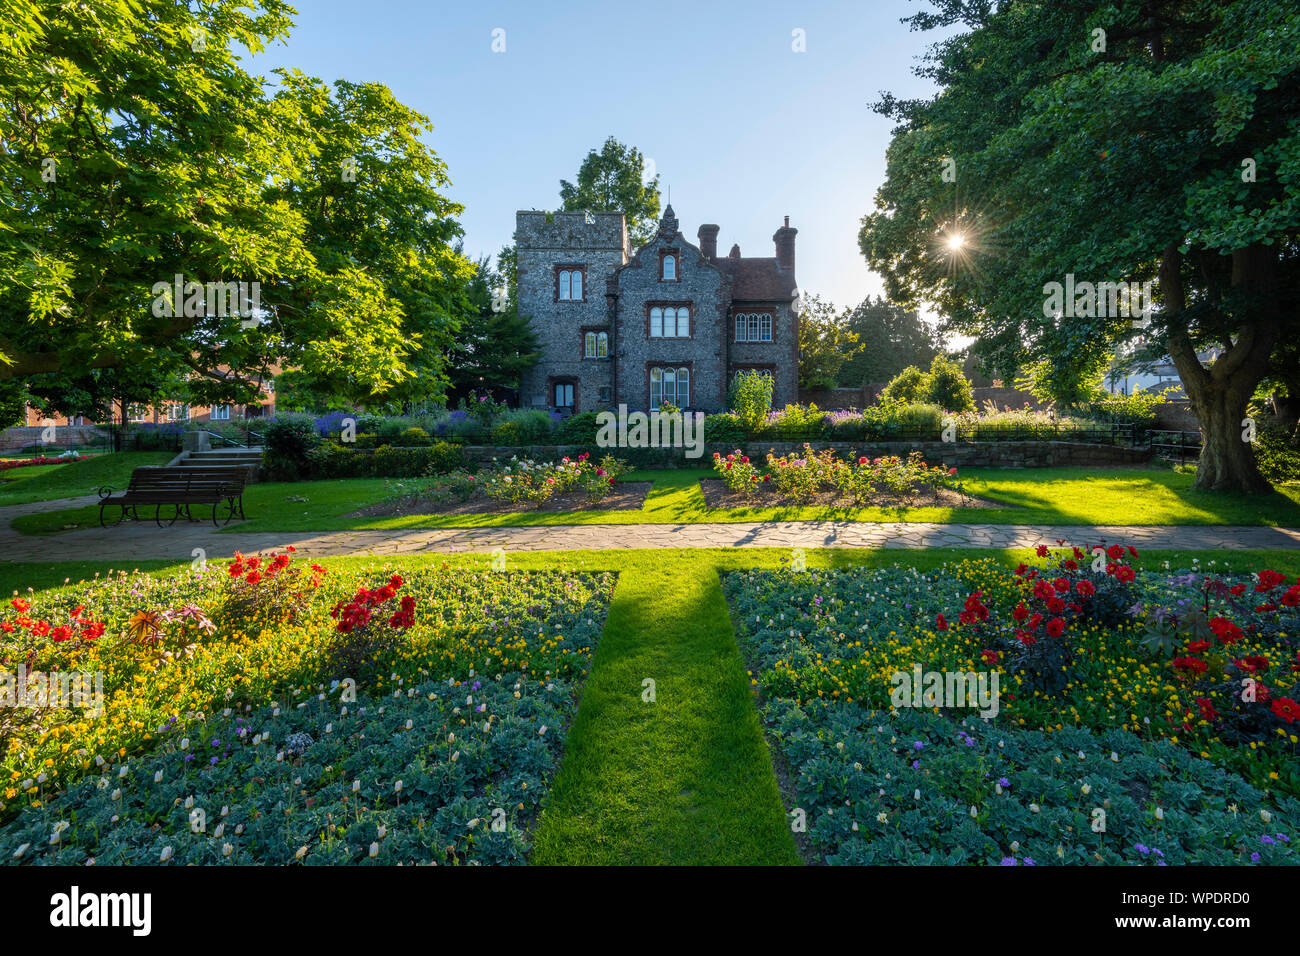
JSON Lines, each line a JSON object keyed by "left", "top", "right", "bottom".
{"left": 247, "top": 0, "right": 957, "bottom": 315}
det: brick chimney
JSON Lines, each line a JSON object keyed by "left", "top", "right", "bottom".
{"left": 697, "top": 223, "right": 719, "bottom": 260}
{"left": 773, "top": 215, "right": 796, "bottom": 274}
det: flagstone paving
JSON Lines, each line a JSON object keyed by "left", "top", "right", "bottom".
{"left": 2, "top": 495, "right": 1298, "bottom": 563}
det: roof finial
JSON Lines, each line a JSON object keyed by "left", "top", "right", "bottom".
{"left": 657, "top": 202, "right": 678, "bottom": 239}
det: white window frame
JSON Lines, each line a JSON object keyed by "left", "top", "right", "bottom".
{"left": 167, "top": 403, "right": 189, "bottom": 421}
{"left": 210, "top": 404, "right": 231, "bottom": 421}
{"left": 554, "top": 383, "right": 575, "bottom": 408}
{"left": 650, "top": 366, "right": 689, "bottom": 407}
{"left": 662, "top": 254, "right": 676, "bottom": 280}
{"left": 735, "top": 312, "right": 773, "bottom": 343}
{"left": 651, "top": 306, "right": 689, "bottom": 338}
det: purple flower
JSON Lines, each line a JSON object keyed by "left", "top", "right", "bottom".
{"left": 1023, "top": 857, "right": 1036, "bottom": 866}
{"left": 1251, "top": 852, "right": 1261, "bottom": 863}
{"left": 911, "top": 760, "right": 920, "bottom": 770}
{"left": 1135, "top": 843, "right": 1149, "bottom": 854}
{"left": 1261, "top": 835, "right": 1276, "bottom": 845}
{"left": 997, "top": 777, "right": 1010, "bottom": 788}
{"left": 913, "top": 741, "right": 924, "bottom": 751}
{"left": 1000, "top": 857, "right": 1018, "bottom": 866}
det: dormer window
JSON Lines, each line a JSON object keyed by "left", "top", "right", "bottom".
{"left": 556, "top": 266, "right": 585, "bottom": 301}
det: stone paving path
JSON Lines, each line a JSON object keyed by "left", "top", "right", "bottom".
{"left": 2, "top": 495, "right": 1298, "bottom": 562}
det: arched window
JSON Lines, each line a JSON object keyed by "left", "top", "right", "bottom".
{"left": 584, "top": 332, "right": 597, "bottom": 357}
{"left": 673, "top": 307, "right": 689, "bottom": 337}
{"left": 661, "top": 367, "right": 676, "bottom": 405}
{"left": 597, "top": 331, "right": 608, "bottom": 357}
{"left": 748, "top": 313, "right": 760, "bottom": 341}
{"left": 662, "top": 255, "right": 676, "bottom": 280}
{"left": 761, "top": 314, "right": 772, "bottom": 341}
{"left": 676, "top": 366, "right": 689, "bottom": 406}
{"left": 584, "top": 332, "right": 608, "bottom": 358}
{"left": 650, "top": 307, "right": 663, "bottom": 337}
{"left": 735, "top": 314, "right": 746, "bottom": 341}
{"left": 558, "top": 270, "right": 571, "bottom": 300}
{"left": 649, "top": 367, "right": 663, "bottom": 407}
{"left": 571, "top": 269, "right": 583, "bottom": 299}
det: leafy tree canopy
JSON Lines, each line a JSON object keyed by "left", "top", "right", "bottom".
{"left": 860, "top": 0, "right": 1300, "bottom": 491}
{"left": 560, "top": 137, "right": 662, "bottom": 245}
{"left": 0, "top": 1, "right": 475, "bottom": 412}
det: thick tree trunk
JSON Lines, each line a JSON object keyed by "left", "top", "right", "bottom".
{"left": 1160, "top": 244, "right": 1278, "bottom": 494}
{"left": 1188, "top": 383, "right": 1271, "bottom": 492}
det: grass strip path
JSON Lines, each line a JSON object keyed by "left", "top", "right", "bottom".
{"left": 529, "top": 554, "right": 800, "bottom": 865}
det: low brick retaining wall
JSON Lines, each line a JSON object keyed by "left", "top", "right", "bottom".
{"left": 0, "top": 425, "right": 112, "bottom": 452}
{"left": 459, "top": 440, "right": 1152, "bottom": 469}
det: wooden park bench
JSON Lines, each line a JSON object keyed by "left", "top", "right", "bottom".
{"left": 98, "top": 466, "right": 251, "bottom": 527}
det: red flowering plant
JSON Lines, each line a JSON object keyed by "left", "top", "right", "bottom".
{"left": 937, "top": 542, "right": 1139, "bottom": 695}
{"left": 0, "top": 596, "right": 107, "bottom": 678}
{"left": 216, "top": 547, "right": 327, "bottom": 630}
{"left": 1135, "top": 565, "right": 1300, "bottom": 746}
{"left": 713, "top": 450, "right": 764, "bottom": 498}
{"left": 323, "top": 573, "right": 418, "bottom": 675}
{"left": 0, "top": 597, "right": 108, "bottom": 750}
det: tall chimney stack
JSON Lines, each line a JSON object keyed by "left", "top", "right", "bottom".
{"left": 773, "top": 216, "right": 797, "bottom": 275}
{"left": 698, "top": 224, "right": 719, "bottom": 260}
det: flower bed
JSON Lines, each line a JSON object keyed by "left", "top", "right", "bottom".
{"left": 0, "top": 456, "right": 90, "bottom": 473}
{"left": 709, "top": 445, "right": 970, "bottom": 507}
{"left": 351, "top": 453, "right": 637, "bottom": 517}
{"left": 0, "top": 553, "right": 614, "bottom": 864}
{"left": 725, "top": 549, "right": 1300, "bottom": 865}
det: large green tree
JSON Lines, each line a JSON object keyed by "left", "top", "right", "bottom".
{"left": 860, "top": 0, "right": 1300, "bottom": 492}
{"left": 560, "top": 137, "right": 661, "bottom": 245}
{"left": 445, "top": 250, "right": 539, "bottom": 396}
{"left": 838, "top": 296, "right": 944, "bottom": 386}
{"left": 797, "top": 295, "right": 862, "bottom": 391}
{"left": 0, "top": 1, "right": 474, "bottom": 411}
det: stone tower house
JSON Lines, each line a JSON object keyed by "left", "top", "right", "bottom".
{"left": 516, "top": 205, "right": 798, "bottom": 414}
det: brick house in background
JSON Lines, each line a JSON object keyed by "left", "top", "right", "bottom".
{"left": 21, "top": 386, "right": 275, "bottom": 428}
{"left": 515, "top": 205, "right": 799, "bottom": 414}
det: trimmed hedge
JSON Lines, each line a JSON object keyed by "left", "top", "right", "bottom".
{"left": 303, "top": 441, "right": 467, "bottom": 479}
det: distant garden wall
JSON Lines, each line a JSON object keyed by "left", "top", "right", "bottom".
{"left": 0, "top": 425, "right": 111, "bottom": 452}
{"left": 798, "top": 385, "right": 1047, "bottom": 410}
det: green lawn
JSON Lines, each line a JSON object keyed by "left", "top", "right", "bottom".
{"left": 1, "top": 545, "right": 1296, "bottom": 864}
{"left": 9, "top": 466, "right": 1300, "bottom": 535}
{"left": 0, "top": 451, "right": 173, "bottom": 507}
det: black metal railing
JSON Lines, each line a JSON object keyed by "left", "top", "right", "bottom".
{"left": 1148, "top": 429, "right": 1202, "bottom": 464}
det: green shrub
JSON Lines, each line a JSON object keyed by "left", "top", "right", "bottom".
{"left": 880, "top": 365, "right": 928, "bottom": 404}
{"left": 924, "top": 354, "right": 975, "bottom": 412}
{"left": 400, "top": 426, "right": 432, "bottom": 446}
{"left": 556, "top": 411, "right": 600, "bottom": 445}
{"left": 262, "top": 414, "right": 320, "bottom": 482}
{"left": 490, "top": 420, "right": 523, "bottom": 445}
{"left": 729, "top": 370, "right": 774, "bottom": 432}
{"left": 303, "top": 441, "right": 466, "bottom": 479}
{"left": 506, "top": 408, "right": 557, "bottom": 443}
{"left": 1077, "top": 385, "right": 1171, "bottom": 427}
{"left": 1254, "top": 419, "right": 1300, "bottom": 485}
{"left": 764, "top": 403, "right": 826, "bottom": 440}
{"left": 703, "top": 412, "right": 747, "bottom": 445}
{"left": 864, "top": 400, "right": 944, "bottom": 439}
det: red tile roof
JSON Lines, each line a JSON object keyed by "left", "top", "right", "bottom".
{"left": 712, "top": 256, "right": 797, "bottom": 301}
